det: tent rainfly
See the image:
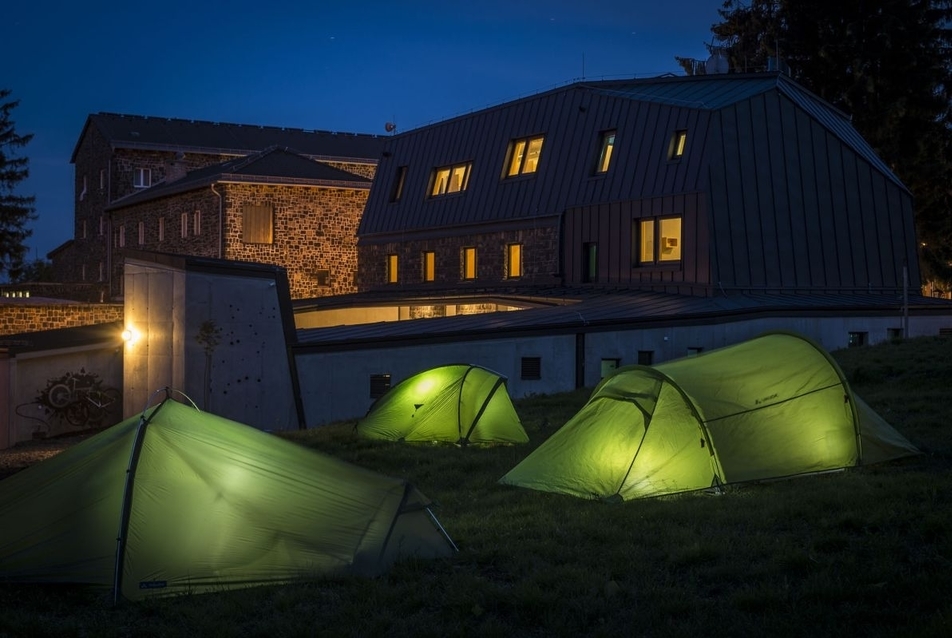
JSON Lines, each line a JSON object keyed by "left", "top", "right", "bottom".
{"left": 357, "top": 364, "right": 528, "bottom": 445}
{"left": 0, "top": 398, "right": 456, "bottom": 601}
{"left": 500, "top": 332, "right": 920, "bottom": 501}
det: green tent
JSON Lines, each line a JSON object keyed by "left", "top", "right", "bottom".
{"left": 500, "top": 333, "right": 919, "bottom": 501}
{"left": 357, "top": 364, "right": 528, "bottom": 445}
{"left": 0, "top": 398, "right": 456, "bottom": 601}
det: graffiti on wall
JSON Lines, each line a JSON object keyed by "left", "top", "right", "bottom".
{"left": 34, "top": 369, "right": 122, "bottom": 428}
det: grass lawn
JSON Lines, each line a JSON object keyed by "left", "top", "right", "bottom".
{"left": 1, "top": 336, "right": 951, "bottom": 637}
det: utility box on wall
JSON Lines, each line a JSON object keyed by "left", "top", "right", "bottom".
{"left": 123, "top": 252, "right": 301, "bottom": 432}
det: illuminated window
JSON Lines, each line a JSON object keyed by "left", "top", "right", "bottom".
{"left": 422, "top": 251, "right": 435, "bottom": 282}
{"left": 582, "top": 242, "right": 597, "bottom": 283}
{"left": 391, "top": 166, "right": 407, "bottom": 202}
{"left": 387, "top": 254, "right": 399, "bottom": 284}
{"left": 193, "top": 211, "right": 201, "bottom": 236}
{"left": 242, "top": 204, "right": 273, "bottom": 244}
{"left": 431, "top": 162, "right": 472, "bottom": 196}
{"left": 507, "top": 243, "right": 523, "bottom": 278}
{"left": 133, "top": 168, "right": 151, "bottom": 188}
{"left": 138, "top": 221, "right": 144, "bottom": 245}
{"left": 506, "top": 135, "right": 544, "bottom": 177}
{"left": 668, "top": 130, "right": 687, "bottom": 160}
{"left": 635, "top": 217, "right": 682, "bottom": 264}
{"left": 596, "top": 130, "right": 616, "bottom": 173}
{"left": 180, "top": 213, "right": 188, "bottom": 238}
{"left": 158, "top": 217, "right": 165, "bottom": 242}
{"left": 462, "top": 247, "right": 477, "bottom": 280}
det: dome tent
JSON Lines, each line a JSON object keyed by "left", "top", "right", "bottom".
{"left": 357, "top": 364, "right": 528, "bottom": 445}
{"left": 500, "top": 332, "right": 919, "bottom": 501}
{"left": 0, "top": 397, "right": 456, "bottom": 602}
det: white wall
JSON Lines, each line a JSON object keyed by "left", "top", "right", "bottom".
{"left": 295, "top": 313, "right": 952, "bottom": 427}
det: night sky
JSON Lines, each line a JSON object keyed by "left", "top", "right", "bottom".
{"left": 7, "top": 0, "right": 724, "bottom": 262}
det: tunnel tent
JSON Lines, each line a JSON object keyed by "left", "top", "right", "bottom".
{"left": 0, "top": 397, "right": 456, "bottom": 602}
{"left": 499, "top": 332, "right": 920, "bottom": 501}
{"left": 357, "top": 364, "right": 528, "bottom": 445}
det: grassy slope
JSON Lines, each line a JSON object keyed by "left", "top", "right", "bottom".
{"left": 2, "top": 339, "right": 951, "bottom": 637}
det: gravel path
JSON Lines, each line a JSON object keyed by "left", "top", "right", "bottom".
{"left": 0, "top": 432, "right": 98, "bottom": 481}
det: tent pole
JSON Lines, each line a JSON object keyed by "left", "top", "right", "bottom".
{"left": 111, "top": 398, "right": 166, "bottom": 605}
{"left": 426, "top": 507, "right": 459, "bottom": 553}
{"left": 462, "top": 376, "right": 506, "bottom": 444}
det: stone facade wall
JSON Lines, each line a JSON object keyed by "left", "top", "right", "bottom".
{"left": 0, "top": 302, "right": 123, "bottom": 336}
{"left": 325, "top": 161, "right": 377, "bottom": 180}
{"left": 357, "top": 225, "right": 561, "bottom": 289}
{"left": 110, "top": 182, "right": 368, "bottom": 300}
{"left": 222, "top": 183, "right": 368, "bottom": 299}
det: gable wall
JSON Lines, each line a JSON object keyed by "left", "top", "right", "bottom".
{"left": 707, "top": 91, "right": 920, "bottom": 293}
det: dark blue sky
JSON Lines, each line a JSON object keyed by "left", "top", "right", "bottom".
{"left": 8, "top": 1, "right": 724, "bottom": 261}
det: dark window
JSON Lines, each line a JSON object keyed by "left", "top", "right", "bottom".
{"left": 521, "top": 357, "right": 542, "bottom": 380}
{"left": 848, "top": 332, "right": 868, "bottom": 348}
{"left": 687, "top": 346, "right": 704, "bottom": 357}
{"left": 133, "top": 167, "right": 151, "bottom": 188}
{"left": 314, "top": 269, "right": 330, "bottom": 286}
{"left": 887, "top": 327, "right": 903, "bottom": 341}
{"left": 637, "top": 350, "right": 654, "bottom": 365}
{"left": 600, "top": 358, "right": 620, "bottom": 378}
{"left": 242, "top": 204, "right": 273, "bottom": 244}
{"left": 390, "top": 166, "right": 407, "bottom": 202}
{"left": 582, "top": 243, "right": 597, "bottom": 283}
{"left": 370, "top": 374, "right": 391, "bottom": 399}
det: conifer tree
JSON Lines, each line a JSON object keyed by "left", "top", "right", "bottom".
{"left": 0, "top": 89, "right": 36, "bottom": 281}
{"left": 681, "top": 1, "right": 952, "bottom": 285}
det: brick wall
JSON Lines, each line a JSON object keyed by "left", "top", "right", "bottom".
{"left": 0, "top": 302, "right": 123, "bottom": 336}
{"left": 357, "top": 225, "right": 561, "bottom": 289}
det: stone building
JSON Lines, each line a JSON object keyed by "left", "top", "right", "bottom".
{"left": 106, "top": 147, "right": 371, "bottom": 299}
{"left": 53, "top": 112, "right": 384, "bottom": 299}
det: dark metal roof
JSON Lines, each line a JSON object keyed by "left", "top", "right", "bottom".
{"left": 0, "top": 321, "right": 123, "bottom": 355}
{"left": 294, "top": 288, "right": 952, "bottom": 350}
{"left": 107, "top": 146, "right": 371, "bottom": 210}
{"left": 72, "top": 112, "right": 386, "bottom": 163}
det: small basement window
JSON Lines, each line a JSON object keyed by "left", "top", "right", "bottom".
{"left": 637, "top": 350, "right": 654, "bottom": 365}
{"left": 370, "top": 374, "right": 392, "bottom": 399}
{"left": 600, "top": 358, "right": 621, "bottom": 378}
{"left": 521, "top": 357, "right": 542, "bottom": 380}
{"left": 848, "top": 332, "right": 868, "bottom": 348}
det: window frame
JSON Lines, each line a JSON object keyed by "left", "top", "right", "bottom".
{"left": 133, "top": 168, "right": 151, "bottom": 189}
{"left": 180, "top": 212, "right": 188, "bottom": 239}
{"left": 422, "top": 251, "right": 436, "bottom": 282}
{"left": 430, "top": 162, "right": 472, "bottom": 197}
{"left": 634, "top": 215, "right": 683, "bottom": 266}
{"left": 193, "top": 211, "right": 201, "bottom": 236}
{"left": 505, "top": 135, "right": 545, "bottom": 178}
{"left": 242, "top": 204, "right": 274, "bottom": 244}
{"left": 390, "top": 165, "right": 407, "bottom": 202}
{"left": 462, "top": 246, "right": 477, "bottom": 280}
{"left": 582, "top": 242, "right": 598, "bottom": 283}
{"left": 387, "top": 254, "right": 399, "bottom": 284}
{"left": 595, "top": 130, "right": 616, "bottom": 173}
{"left": 158, "top": 217, "right": 165, "bottom": 242}
{"left": 137, "top": 221, "right": 145, "bottom": 245}
{"left": 668, "top": 130, "right": 688, "bottom": 161}
{"left": 506, "top": 243, "right": 523, "bottom": 279}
